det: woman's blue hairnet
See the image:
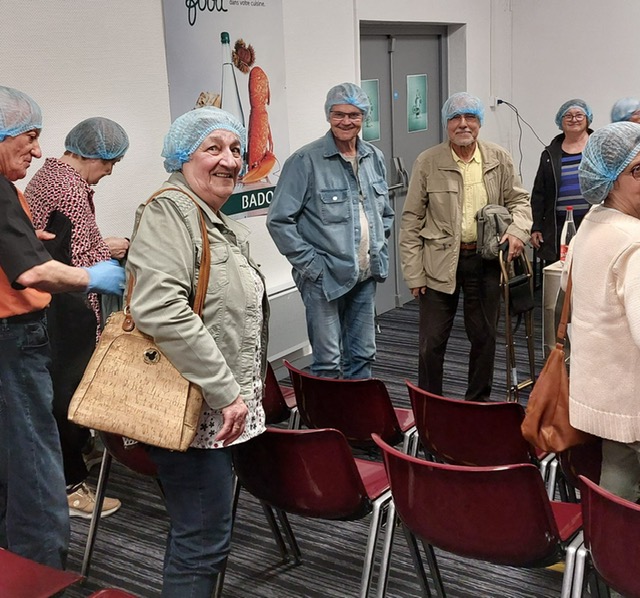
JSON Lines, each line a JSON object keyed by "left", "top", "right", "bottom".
{"left": 0, "top": 86, "right": 42, "bottom": 142}
{"left": 579, "top": 122, "right": 640, "bottom": 205}
{"left": 610, "top": 97, "right": 640, "bottom": 123}
{"left": 441, "top": 92, "right": 484, "bottom": 130}
{"left": 162, "top": 107, "right": 246, "bottom": 173}
{"left": 554, "top": 99, "right": 593, "bottom": 129}
{"left": 65, "top": 117, "right": 129, "bottom": 160}
{"left": 324, "top": 83, "right": 371, "bottom": 120}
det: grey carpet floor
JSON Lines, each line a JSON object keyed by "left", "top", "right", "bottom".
{"left": 64, "top": 294, "right": 569, "bottom": 598}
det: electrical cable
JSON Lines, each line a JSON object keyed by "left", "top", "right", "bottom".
{"left": 496, "top": 99, "right": 546, "bottom": 180}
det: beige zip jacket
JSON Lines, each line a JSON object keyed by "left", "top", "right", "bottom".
{"left": 399, "top": 139, "right": 532, "bottom": 294}
{"left": 127, "top": 173, "right": 269, "bottom": 412}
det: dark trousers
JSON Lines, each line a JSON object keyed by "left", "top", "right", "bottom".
{"left": 47, "top": 292, "right": 97, "bottom": 486}
{"left": 418, "top": 251, "right": 501, "bottom": 402}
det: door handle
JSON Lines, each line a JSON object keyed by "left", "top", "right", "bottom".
{"left": 393, "top": 156, "right": 409, "bottom": 190}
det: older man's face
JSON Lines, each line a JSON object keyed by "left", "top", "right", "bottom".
{"left": 328, "top": 103, "right": 364, "bottom": 147}
{"left": 446, "top": 113, "right": 480, "bottom": 149}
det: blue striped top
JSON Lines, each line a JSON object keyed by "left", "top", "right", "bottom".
{"left": 556, "top": 151, "right": 589, "bottom": 230}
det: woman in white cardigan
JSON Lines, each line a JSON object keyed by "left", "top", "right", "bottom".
{"left": 564, "top": 121, "right": 640, "bottom": 502}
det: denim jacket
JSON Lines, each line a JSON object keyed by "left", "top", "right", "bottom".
{"left": 267, "top": 130, "right": 394, "bottom": 301}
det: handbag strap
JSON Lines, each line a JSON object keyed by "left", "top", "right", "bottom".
{"left": 555, "top": 265, "right": 572, "bottom": 345}
{"left": 123, "top": 186, "right": 211, "bottom": 328}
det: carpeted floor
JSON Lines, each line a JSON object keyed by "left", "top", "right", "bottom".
{"left": 64, "top": 294, "right": 569, "bottom": 598}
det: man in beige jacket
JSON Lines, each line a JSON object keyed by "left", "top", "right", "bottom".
{"left": 399, "top": 92, "right": 531, "bottom": 401}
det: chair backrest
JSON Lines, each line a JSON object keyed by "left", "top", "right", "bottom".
{"left": 580, "top": 475, "right": 640, "bottom": 598}
{"left": 233, "top": 427, "right": 372, "bottom": 521}
{"left": 284, "top": 360, "right": 403, "bottom": 446}
{"left": 100, "top": 432, "right": 157, "bottom": 477}
{"left": 406, "top": 380, "right": 536, "bottom": 465}
{"left": 373, "top": 434, "right": 563, "bottom": 567}
{"left": 263, "top": 361, "right": 293, "bottom": 425}
{"left": 88, "top": 590, "right": 139, "bottom": 598}
{"left": 559, "top": 439, "right": 602, "bottom": 489}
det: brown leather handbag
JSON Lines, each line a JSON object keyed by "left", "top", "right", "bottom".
{"left": 68, "top": 187, "right": 208, "bottom": 451}
{"left": 521, "top": 268, "right": 595, "bottom": 453}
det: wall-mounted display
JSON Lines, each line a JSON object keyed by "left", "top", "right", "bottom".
{"left": 407, "top": 74, "right": 428, "bottom": 133}
{"left": 361, "top": 79, "right": 380, "bottom": 142}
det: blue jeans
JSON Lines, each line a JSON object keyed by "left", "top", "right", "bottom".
{"left": 148, "top": 446, "right": 234, "bottom": 598}
{"left": 297, "top": 275, "right": 377, "bottom": 379}
{"left": 0, "top": 311, "right": 69, "bottom": 568}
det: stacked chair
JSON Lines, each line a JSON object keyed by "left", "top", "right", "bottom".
{"left": 373, "top": 434, "right": 584, "bottom": 598}
{"left": 572, "top": 475, "right": 640, "bottom": 598}
{"left": 232, "top": 361, "right": 418, "bottom": 597}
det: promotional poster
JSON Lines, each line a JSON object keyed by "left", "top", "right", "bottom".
{"left": 162, "top": 0, "right": 289, "bottom": 216}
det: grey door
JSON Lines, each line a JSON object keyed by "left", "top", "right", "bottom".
{"left": 360, "top": 24, "right": 446, "bottom": 312}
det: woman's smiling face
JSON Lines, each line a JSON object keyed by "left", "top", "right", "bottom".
{"left": 182, "top": 129, "right": 243, "bottom": 211}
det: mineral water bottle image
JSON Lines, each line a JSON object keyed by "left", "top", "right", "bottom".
{"left": 559, "top": 206, "right": 576, "bottom": 262}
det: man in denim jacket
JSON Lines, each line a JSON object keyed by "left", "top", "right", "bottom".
{"left": 267, "top": 83, "right": 393, "bottom": 379}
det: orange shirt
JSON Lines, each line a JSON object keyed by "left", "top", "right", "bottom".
{"left": 0, "top": 189, "right": 51, "bottom": 318}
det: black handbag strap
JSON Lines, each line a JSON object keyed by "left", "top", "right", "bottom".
{"left": 556, "top": 265, "right": 572, "bottom": 345}
{"left": 123, "top": 186, "right": 211, "bottom": 330}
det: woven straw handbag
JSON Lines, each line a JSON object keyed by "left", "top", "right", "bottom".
{"left": 68, "top": 187, "right": 209, "bottom": 451}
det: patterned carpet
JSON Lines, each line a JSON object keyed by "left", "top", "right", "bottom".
{"left": 63, "top": 293, "right": 569, "bottom": 598}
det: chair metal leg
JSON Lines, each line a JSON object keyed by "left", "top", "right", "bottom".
{"left": 81, "top": 448, "right": 112, "bottom": 578}
{"left": 419, "top": 540, "right": 445, "bottom": 598}
{"left": 402, "top": 526, "right": 433, "bottom": 598}
{"left": 288, "top": 407, "right": 301, "bottom": 430}
{"left": 275, "top": 508, "right": 302, "bottom": 565}
{"left": 260, "top": 501, "right": 289, "bottom": 560}
{"left": 539, "top": 453, "right": 557, "bottom": 499}
{"left": 359, "top": 497, "right": 389, "bottom": 598}
{"left": 375, "top": 501, "right": 397, "bottom": 598}
{"left": 571, "top": 543, "right": 588, "bottom": 598}
{"left": 561, "top": 531, "right": 583, "bottom": 598}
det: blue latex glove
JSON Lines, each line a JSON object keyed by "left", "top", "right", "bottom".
{"left": 84, "top": 259, "right": 126, "bottom": 295}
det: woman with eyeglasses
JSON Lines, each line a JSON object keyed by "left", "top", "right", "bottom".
{"left": 531, "top": 99, "right": 594, "bottom": 262}
{"left": 563, "top": 121, "right": 640, "bottom": 501}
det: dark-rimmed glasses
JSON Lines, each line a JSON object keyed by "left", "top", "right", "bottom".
{"left": 563, "top": 113, "right": 585, "bottom": 122}
{"left": 630, "top": 164, "right": 640, "bottom": 181}
{"left": 330, "top": 111, "right": 363, "bottom": 122}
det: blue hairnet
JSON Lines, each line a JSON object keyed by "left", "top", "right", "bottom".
{"left": 554, "top": 99, "right": 593, "bottom": 129}
{"left": 324, "top": 83, "right": 371, "bottom": 120}
{"left": 0, "top": 86, "right": 42, "bottom": 142}
{"left": 65, "top": 117, "right": 129, "bottom": 160}
{"left": 162, "top": 107, "right": 246, "bottom": 173}
{"left": 610, "top": 97, "right": 640, "bottom": 123}
{"left": 441, "top": 92, "right": 485, "bottom": 129}
{"left": 579, "top": 122, "right": 640, "bottom": 204}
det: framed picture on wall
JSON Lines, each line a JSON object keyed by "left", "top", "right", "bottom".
{"left": 407, "top": 74, "right": 428, "bottom": 133}
{"left": 361, "top": 79, "right": 380, "bottom": 142}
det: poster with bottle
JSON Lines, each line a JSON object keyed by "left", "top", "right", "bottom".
{"left": 161, "top": 1, "right": 289, "bottom": 217}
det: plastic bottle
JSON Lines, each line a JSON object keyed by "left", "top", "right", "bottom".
{"left": 220, "top": 32, "right": 245, "bottom": 127}
{"left": 559, "top": 206, "right": 577, "bottom": 262}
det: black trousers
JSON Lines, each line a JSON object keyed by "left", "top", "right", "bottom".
{"left": 47, "top": 292, "right": 97, "bottom": 486}
{"left": 418, "top": 251, "right": 501, "bottom": 402}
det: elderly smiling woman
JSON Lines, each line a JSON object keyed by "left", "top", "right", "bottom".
{"left": 126, "top": 107, "right": 268, "bottom": 597}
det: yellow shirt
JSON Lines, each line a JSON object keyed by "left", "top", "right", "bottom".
{"left": 452, "top": 145, "right": 488, "bottom": 243}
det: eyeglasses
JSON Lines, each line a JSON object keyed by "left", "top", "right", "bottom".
{"left": 449, "top": 113, "right": 479, "bottom": 123}
{"left": 630, "top": 164, "right": 640, "bottom": 181}
{"left": 330, "top": 111, "right": 363, "bottom": 122}
{"left": 563, "top": 113, "right": 586, "bottom": 122}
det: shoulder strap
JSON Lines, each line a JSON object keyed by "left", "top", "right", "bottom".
{"left": 124, "top": 186, "right": 211, "bottom": 322}
{"left": 556, "top": 265, "right": 572, "bottom": 345}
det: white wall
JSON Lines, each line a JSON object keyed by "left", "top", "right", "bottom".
{"left": 511, "top": 0, "right": 640, "bottom": 189}
{"left": 2, "top": 0, "right": 170, "bottom": 238}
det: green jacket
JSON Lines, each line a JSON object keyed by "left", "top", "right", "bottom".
{"left": 127, "top": 172, "right": 269, "bottom": 412}
{"left": 399, "top": 139, "right": 532, "bottom": 294}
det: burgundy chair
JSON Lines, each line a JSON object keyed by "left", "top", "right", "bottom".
{"left": 406, "top": 380, "right": 556, "bottom": 495}
{"left": 0, "top": 548, "right": 83, "bottom": 598}
{"left": 232, "top": 427, "right": 393, "bottom": 598}
{"left": 572, "top": 475, "right": 640, "bottom": 598}
{"left": 264, "top": 360, "right": 299, "bottom": 427}
{"left": 373, "top": 434, "right": 583, "bottom": 598}
{"left": 284, "top": 360, "right": 417, "bottom": 452}
{"left": 81, "top": 433, "right": 159, "bottom": 577}
{"left": 555, "top": 439, "right": 602, "bottom": 502}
